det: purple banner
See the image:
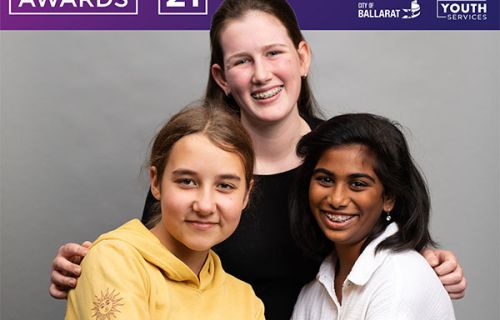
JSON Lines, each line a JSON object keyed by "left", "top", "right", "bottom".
{"left": 1, "top": 0, "right": 498, "bottom": 29}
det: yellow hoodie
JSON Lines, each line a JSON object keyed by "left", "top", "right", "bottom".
{"left": 66, "top": 219, "right": 264, "bottom": 320}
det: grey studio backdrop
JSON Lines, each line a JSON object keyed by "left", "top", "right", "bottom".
{"left": 0, "top": 31, "right": 498, "bottom": 319}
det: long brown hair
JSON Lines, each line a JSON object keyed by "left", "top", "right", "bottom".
{"left": 205, "top": 0, "right": 322, "bottom": 119}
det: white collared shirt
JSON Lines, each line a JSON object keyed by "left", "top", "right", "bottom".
{"left": 291, "top": 223, "right": 455, "bottom": 320}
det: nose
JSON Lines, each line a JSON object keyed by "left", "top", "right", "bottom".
{"left": 252, "top": 58, "right": 272, "bottom": 84}
{"left": 327, "top": 185, "right": 350, "bottom": 209}
{"left": 193, "top": 188, "right": 216, "bottom": 216}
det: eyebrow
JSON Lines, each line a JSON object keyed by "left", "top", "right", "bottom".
{"left": 350, "top": 173, "right": 376, "bottom": 183}
{"left": 172, "top": 169, "right": 196, "bottom": 176}
{"left": 171, "top": 169, "right": 241, "bottom": 181}
{"left": 261, "top": 43, "right": 289, "bottom": 51}
{"left": 312, "top": 168, "right": 376, "bottom": 183}
{"left": 218, "top": 174, "right": 242, "bottom": 181}
{"left": 312, "top": 168, "right": 333, "bottom": 176}
{"left": 225, "top": 43, "right": 289, "bottom": 63}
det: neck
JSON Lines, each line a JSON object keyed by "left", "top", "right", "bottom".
{"left": 240, "top": 109, "right": 311, "bottom": 175}
{"left": 150, "top": 223, "right": 208, "bottom": 276}
{"left": 333, "top": 242, "right": 364, "bottom": 304}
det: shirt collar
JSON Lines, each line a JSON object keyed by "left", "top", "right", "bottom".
{"left": 347, "top": 222, "right": 398, "bottom": 286}
{"left": 316, "top": 222, "right": 399, "bottom": 288}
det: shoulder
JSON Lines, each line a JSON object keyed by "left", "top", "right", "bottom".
{"left": 85, "top": 238, "right": 143, "bottom": 266}
{"left": 83, "top": 220, "right": 153, "bottom": 270}
{"left": 67, "top": 239, "right": 153, "bottom": 319}
{"left": 292, "top": 278, "right": 329, "bottom": 319}
{"left": 303, "top": 116, "right": 324, "bottom": 130}
{"left": 380, "top": 250, "right": 441, "bottom": 288}
{"left": 293, "top": 255, "right": 336, "bottom": 316}
{"left": 368, "top": 249, "right": 455, "bottom": 319}
{"left": 79, "top": 240, "right": 150, "bottom": 292}
{"left": 81, "top": 234, "right": 152, "bottom": 284}
{"left": 223, "top": 272, "right": 259, "bottom": 296}
{"left": 375, "top": 249, "right": 444, "bottom": 294}
{"left": 90, "top": 237, "right": 137, "bottom": 253}
{"left": 222, "top": 273, "right": 265, "bottom": 319}
{"left": 296, "top": 278, "right": 324, "bottom": 303}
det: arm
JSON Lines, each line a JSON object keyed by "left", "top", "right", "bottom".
{"left": 49, "top": 241, "right": 91, "bottom": 299}
{"left": 421, "top": 248, "right": 467, "bottom": 299}
{"left": 52, "top": 192, "right": 154, "bottom": 299}
{"left": 66, "top": 240, "right": 151, "bottom": 319}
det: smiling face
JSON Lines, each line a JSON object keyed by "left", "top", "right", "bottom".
{"left": 309, "top": 144, "right": 394, "bottom": 251}
{"left": 211, "top": 10, "right": 310, "bottom": 125}
{"left": 149, "top": 133, "right": 251, "bottom": 258}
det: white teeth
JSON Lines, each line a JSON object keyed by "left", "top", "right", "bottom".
{"left": 324, "top": 213, "right": 354, "bottom": 223}
{"left": 251, "top": 86, "right": 283, "bottom": 99}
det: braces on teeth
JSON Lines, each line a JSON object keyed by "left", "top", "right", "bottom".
{"left": 325, "top": 213, "right": 353, "bottom": 222}
{"left": 252, "top": 86, "right": 283, "bottom": 99}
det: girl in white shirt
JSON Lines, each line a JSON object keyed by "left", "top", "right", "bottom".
{"left": 290, "top": 113, "right": 455, "bottom": 320}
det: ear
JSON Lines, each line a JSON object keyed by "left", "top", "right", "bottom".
{"left": 297, "top": 41, "right": 311, "bottom": 77}
{"left": 149, "top": 166, "right": 161, "bottom": 201}
{"left": 242, "top": 179, "right": 254, "bottom": 209}
{"left": 211, "top": 63, "right": 231, "bottom": 96}
{"left": 383, "top": 195, "right": 395, "bottom": 213}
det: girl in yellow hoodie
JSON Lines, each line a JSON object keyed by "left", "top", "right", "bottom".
{"left": 66, "top": 104, "right": 264, "bottom": 320}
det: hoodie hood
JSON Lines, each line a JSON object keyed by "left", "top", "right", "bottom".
{"left": 92, "top": 219, "right": 225, "bottom": 290}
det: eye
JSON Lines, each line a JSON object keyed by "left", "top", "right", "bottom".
{"left": 314, "top": 175, "right": 334, "bottom": 186}
{"left": 231, "top": 57, "right": 251, "bottom": 67}
{"left": 217, "top": 183, "right": 236, "bottom": 192}
{"left": 267, "top": 50, "right": 282, "bottom": 57}
{"left": 350, "top": 180, "right": 368, "bottom": 190}
{"left": 237, "top": 58, "right": 250, "bottom": 65}
{"left": 176, "top": 178, "right": 196, "bottom": 188}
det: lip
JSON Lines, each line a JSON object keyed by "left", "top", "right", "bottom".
{"left": 319, "top": 210, "right": 359, "bottom": 230}
{"left": 251, "top": 85, "right": 284, "bottom": 102}
{"left": 185, "top": 220, "right": 219, "bottom": 231}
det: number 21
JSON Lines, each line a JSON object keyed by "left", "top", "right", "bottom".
{"left": 166, "top": 0, "right": 199, "bottom": 7}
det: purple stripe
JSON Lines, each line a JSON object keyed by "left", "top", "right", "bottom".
{"left": 1, "top": 0, "right": 498, "bottom": 30}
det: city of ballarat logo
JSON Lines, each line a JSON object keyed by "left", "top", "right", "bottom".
{"left": 91, "top": 289, "right": 124, "bottom": 320}
{"left": 358, "top": 0, "right": 421, "bottom": 19}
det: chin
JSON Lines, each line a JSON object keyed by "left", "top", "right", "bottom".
{"left": 243, "top": 101, "right": 295, "bottom": 122}
{"left": 252, "top": 109, "right": 294, "bottom": 124}
{"left": 186, "top": 240, "right": 212, "bottom": 251}
{"left": 322, "top": 230, "right": 355, "bottom": 245}
{"left": 185, "top": 238, "right": 221, "bottom": 252}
